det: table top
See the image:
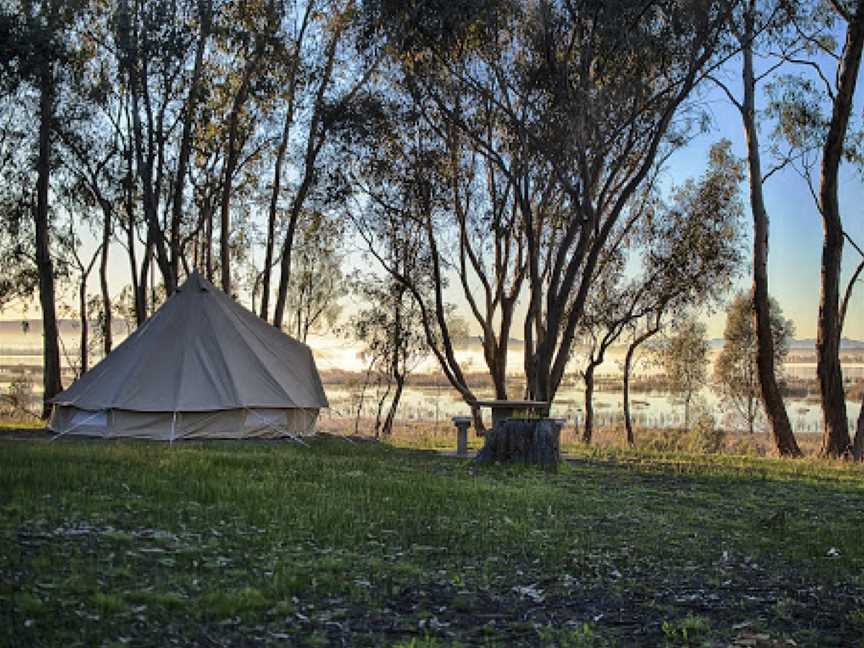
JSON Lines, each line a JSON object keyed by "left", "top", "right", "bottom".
{"left": 472, "top": 400, "right": 549, "bottom": 408}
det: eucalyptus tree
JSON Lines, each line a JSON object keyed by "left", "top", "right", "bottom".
{"left": 706, "top": 0, "right": 864, "bottom": 455}
{"left": 283, "top": 211, "right": 346, "bottom": 343}
{"left": 659, "top": 319, "right": 710, "bottom": 432}
{"left": 336, "top": 80, "right": 540, "bottom": 430}
{"left": 171, "top": 0, "right": 213, "bottom": 291}
{"left": 815, "top": 0, "right": 864, "bottom": 458}
{"left": 349, "top": 269, "right": 428, "bottom": 438}
{"left": 0, "top": 0, "right": 93, "bottom": 416}
{"left": 267, "top": 0, "right": 381, "bottom": 330}
{"left": 115, "top": 0, "right": 216, "bottom": 296}
{"left": 714, "top": 291, "right": 794, "bottom": 435}
{"left": 754, "top": 0, "right": 864, "bottom": 457}
{"left": 361, "top": 0, "right": 740, "bottom": 409}
{"left": 577, "top": 251, "right": 630, "bottom": 445}
{"left": 259, "top": 0, "right": 316, "bottom": 321}
{"left": 577, "top": 142, "right": 745, "bottom": 444}
{"left": 60, "top": 214, "right": 102, "bottom": 376}
{"left": 617, "top": 142, "right": 746, "bottom": 446}
{"left": 706, "top": 0, "right": 804, "bottom": 454}
{"left": 55, "top": 12, "right": 127, "bottom": 357}
{"left": 211, "top": 0, "right": 284, "bottom": 296}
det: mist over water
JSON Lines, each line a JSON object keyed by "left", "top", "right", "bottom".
{"left": 2, "top": 325, "right": 860, "bottom": 435}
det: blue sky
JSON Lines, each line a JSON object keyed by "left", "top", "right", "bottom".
{"left": 673, "top": 61, "right": 864, "bottom": 340}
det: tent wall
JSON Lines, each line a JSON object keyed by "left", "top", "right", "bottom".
{"left": 49, "top": 406, "right": 319, "bottom": 440}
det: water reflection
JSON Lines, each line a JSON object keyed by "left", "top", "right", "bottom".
{"left": 324, "top": 384, "right": 862, "bottom": 435}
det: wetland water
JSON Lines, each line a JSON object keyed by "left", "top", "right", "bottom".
{"left": 2, "top": 333, "right": 861, "bottom": 434}
{"left": 323, "top": 383, "right": 861, "bottom": 435}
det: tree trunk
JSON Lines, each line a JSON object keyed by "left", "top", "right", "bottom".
{"left": 582, "top": 363, "right": 595, "bottom": 444}
{"left": 853, "top": 386, "right": 864, "bottom": 460}
{"left": 219, "top": 167, "right": 233, "bottom": 296}
{"left": 99, "top": 205, "right": 112, "bottom": 355}
{"left": 136, "top": 254, "right": 149, "bottom": 325}
{"left": 35, "top": 59, "right": 62, "bottom": 418}
{"left": 129, "top": 239, "right": 145, "bottom": 325}
{"left": 747, "top": 397, "right": 754, "bottom": 435}
{"left": 623, "top": 325, "right": 661, "bottom": 448}
{"left": 205, "top": 202, "right": 213, "bottom": 282}
{"left": 372, "top": 380, "right": 391, "bottom": 438}
{"left": 382, "top": 375, "right": 405, "bottom": 437}
{"left": 273, "top": 184, "right": 307, "bottom": 329}
{"left": 740, "top": 4, "right": 801, "bottom": 456}
{"left": 149, "top": 245, "right": 156, "bottom": 316}
{"left": 260, "top": 102, "right": 295, "bottom": 321}
{"left": 128, "top": 57, "right": 173, "bottom": 294}
{"left": 79, "top": 277, "right": 88, "bottom": 374}
{"left": 219, "top": 56, "right": 257, "bottom": 297}
{"left": 684, "top": 394, "right": 691, "bottom": 432}
{"left": 353, "top": 368, "right": 372, "bottom": 437}
{"left": 170, "top": 2, "right": 209, "bottom": 287}
{"left": 261, "top": 7, "right": 310, "bottom": 319}
{"left": 121, "top": 126, "right": 144, "bottom": 325}
{"left": 273, "top": 22, "right": 342, "bottom": 329}
{"left": 623, "top": 353, "right": 635, "bottom": 447}
{"left": 472, "top": 418, "right": 560, "bottom": 472}
{"left": 817, "top": 2, "right": 864, "bottom": 457}
{"left": 817, "top": 196, "right": 850, "bottom": 456}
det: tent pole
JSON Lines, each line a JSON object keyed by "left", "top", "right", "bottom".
{"left": 243, "top": 407, "right": 308, "bottom": 447}
{"left": 50, "top": 410, "right": 104, "bottom": 442}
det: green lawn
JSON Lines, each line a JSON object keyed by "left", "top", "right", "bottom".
{"left": 1, "top": 438, "right": 863, "bottom": 647}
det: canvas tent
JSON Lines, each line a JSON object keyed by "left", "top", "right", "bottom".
{"left": 49, "top": 271, "right": 328, "bottom": 440}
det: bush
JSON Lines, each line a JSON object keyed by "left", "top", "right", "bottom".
{"left": 2, "top": 374, "right": 36, "bottom": 420}
{"left": 635, "top": 404, "right": 725, "bottom": 455}
{"left": 640, "top": 429, "right": 689, "bottom": 453}
{"left": 687, "top": 410, "right": 725, "bottom": 454}
{"left": 725, "top": 435, "right": 765, "bottom": 457}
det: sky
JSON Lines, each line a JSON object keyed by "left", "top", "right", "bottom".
{"left": 2, "top": 39, "right": 863, "bottom": 343}
{"left": 677, "top": 67, "right": 864, "bottom": 340}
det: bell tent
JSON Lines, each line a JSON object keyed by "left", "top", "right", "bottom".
{"left": 49, "top": 271, "right": 328, "bottom": 440}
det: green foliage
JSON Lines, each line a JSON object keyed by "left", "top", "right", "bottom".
{"left": 686, "top": 404, "right": 725, "bottom": 455}
{"left": 284, "top": 211, "right": 347, "bottom": 342}
{"left": 629, "top": 139, "right": 746, "bottom": 329}
{"left": 348, "top": 272, "right": 427, "bottom": 377}
{"left": 1, "top": 372, "right": 36, "bottom": 420}
{"left": 661, "top": 613, "right": 710, "bottom": 646}
{"left": 714, "top": 291, "right": 794, "bottom": 434}
{"left": 13, "top": 591, "right": 46, "bottom": 618}
{"left": 657, "top": 319, "right": 709, "bottom": 430}
{"left": 847, "top": 607, "right": 864, "bottom": 629}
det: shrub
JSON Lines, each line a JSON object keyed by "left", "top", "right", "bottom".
{"left": 725, "top": 435, "right": 766, "bottom": 457}
{"left": 687, "top": 410, "right": 725, "bottom": 454}
{"left": 2, "top": 373, "right": 36, "bottom": 420}
{"left": 640, "top": 429, "right": 688, "bottom": 453}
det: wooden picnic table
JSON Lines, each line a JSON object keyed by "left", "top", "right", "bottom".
{"left": 451, "top": 400, "right": 558, "bottom": 459}
{"left": 472, "top": 400, "right": 550, "bottom": 426}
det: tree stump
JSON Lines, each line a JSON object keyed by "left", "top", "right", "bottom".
{"left": 472, "top": 418, "right": 561, "bottom": 472}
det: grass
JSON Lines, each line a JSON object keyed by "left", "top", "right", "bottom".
{"left": 1, "top": 437, "right": 863, "bottom": 646}
{"left": 317, "top": 416, "right": 834, "bottom": 457}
